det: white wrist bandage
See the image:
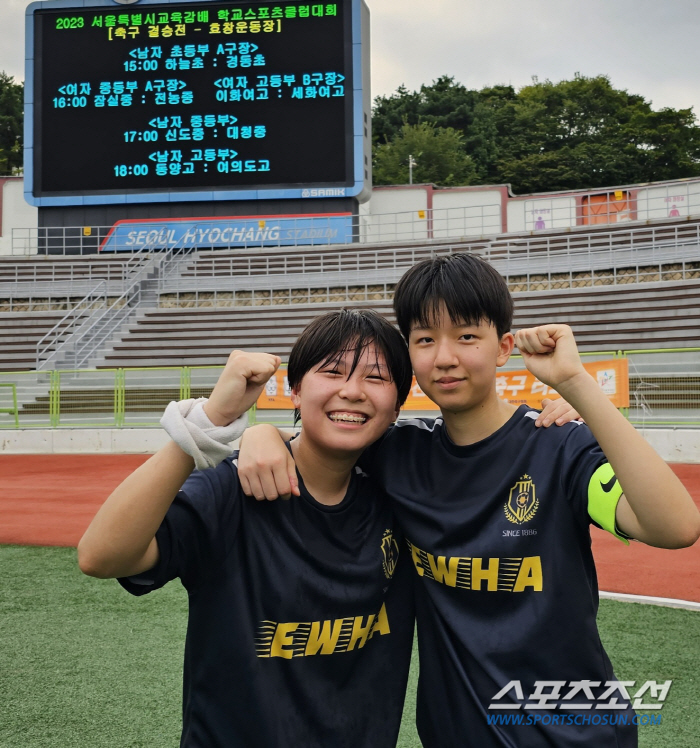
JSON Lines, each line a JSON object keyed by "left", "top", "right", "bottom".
{"left": 160, "top": 398, "right": 248, "bottom": 470}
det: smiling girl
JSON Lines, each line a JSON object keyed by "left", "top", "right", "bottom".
{"left": 77, "top": 309, "right": 415, "bottom": 748}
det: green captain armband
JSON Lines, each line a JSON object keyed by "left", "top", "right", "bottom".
{"left": 587, "top": 463, "right": 630, "bottom": 545}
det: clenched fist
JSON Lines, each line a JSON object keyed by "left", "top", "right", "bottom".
{"left": 204, "top": 350, "right": 281, "bottom": 426}
{"left": 514, "top": 325, "right": 586, "bottom": 391}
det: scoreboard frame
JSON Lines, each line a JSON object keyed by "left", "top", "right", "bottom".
{"left": 24, "top": 0, "right": 371, "bottom": 208}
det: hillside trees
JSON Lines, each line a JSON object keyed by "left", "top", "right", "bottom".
{"left": 373, "top": 122, "right": 477, "bottom": 186}
{"left": 0, "top": 72, "right": 23, "bottom": 175}
{"left": 372, "top": 74, "right": 700, "bottom": 192}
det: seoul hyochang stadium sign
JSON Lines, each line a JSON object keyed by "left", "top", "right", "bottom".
{"left": 25, "top": 0, "right": 370, "bottom": 206}
{"left": 99, "top": 214, "right": 353, "bottom": 250}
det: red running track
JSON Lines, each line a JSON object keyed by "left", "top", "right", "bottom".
{"left": 1, "top": 456, "right": 699, "bottom": 602}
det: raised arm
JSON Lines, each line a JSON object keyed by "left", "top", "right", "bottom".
{"left": 515, "top": 325, "right": 700, "bottom": 549}
{"left": 77, "top": 351, "right": 280, "bottom": 579}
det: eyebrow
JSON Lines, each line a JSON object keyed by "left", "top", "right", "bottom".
{"left": 410, "top": 322, "right": 479, "bottom": 332}
{"left": 348, "top": 358, "right": 389, "bottom": 372}
{"left": 318, "top": 356, "right": 389, "bottom": 371}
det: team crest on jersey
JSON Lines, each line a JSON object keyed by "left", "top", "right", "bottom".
{"left": 505, "top": 475, "right": 539, "bottom": 524}
{"left": 381, "top": 530, "right": 399, "bottom": 579}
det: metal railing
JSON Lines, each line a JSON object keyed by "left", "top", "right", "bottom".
{"left": 1, "top": 349, "right": 699, "bottom": 430}
{"left": 361, "top": 202, "right": 503, "bottom": 241}
{"left": 0, "top": 248, "right": 162, "bottom": 313}
{"left": 6, "top": 209, "right": 700, "bottom": 301}
{"left": 35, "top": 282, "right": 109, "bottom": 370}
{"left": 10, "top": 225, "right": 137, "bottom": 256}
{"left": 36, "top": 235, "right": 198, "bottom": 370}
{"left": 0, "top": 257, "right": 140, "bottom": 284}
{"left": 0, "top": 383, "right": 19, "bottom": 428}
{"left": 156, "top": 219, "right": 700, "bottom": 304}
{"left": 503, "top": 181, "right": 700, "bottom": 230}
{"left": 3, "top": 213, "right": 700, "bottom": 316}
{"left": 9, "top": 205, "right": 501, "bottom": 256}
{"left": 10, "top": 178, "right": 700, "bottom": 257}
{"left": 485, "top": 221, "right": 700, "bottom": 269}
{"left": 157, "top": 283, "right": 398, "bottom": 309}
{"left": 0, "top": 287, "right": 118, "bottom": 314}
{"left": 58, "top": 277, "right": 145, "bottom": 370}
{"left": 621, "top": 348, "right": 700, "bottom": 428}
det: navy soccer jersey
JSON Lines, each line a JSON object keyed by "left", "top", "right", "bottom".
{"left": 118, "top": 455, "right": 414, "bottom": 748}
{"left": 359, "top": 405, "right": 637, "bottom": 748}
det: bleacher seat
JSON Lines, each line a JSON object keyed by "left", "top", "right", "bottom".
{"left": 93, "top": 279, "right": 700, "bottom": 369}
{"left": 2, "top": 217, "right": 700, "bottom": 373}
{"left": 0, "top": 311, "right": 81, "bottom": 372}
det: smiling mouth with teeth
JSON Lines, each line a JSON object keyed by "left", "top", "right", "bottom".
{"left": 328, "top": 413, "right": 368, "bottom": 424}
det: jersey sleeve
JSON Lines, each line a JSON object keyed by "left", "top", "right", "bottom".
{"left": 560, "top": 423, "right": 630, "bottom": 545}
{"left": 357, "top": 418, "right": 438, "bottom": 481}
{"left": 118, "top": 458, "right": 244, "bottom": 596}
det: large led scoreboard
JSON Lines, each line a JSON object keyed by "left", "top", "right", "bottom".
{"left": 25, "top": 0, "right": 371, "bottom": 208}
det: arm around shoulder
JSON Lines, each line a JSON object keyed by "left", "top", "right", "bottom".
{"left": 237, "top": 424, "right": 299, "bottom": 500}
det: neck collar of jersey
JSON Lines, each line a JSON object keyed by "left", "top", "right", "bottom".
{"left": 440, "top": 404, "right": 532, "bottom": 456}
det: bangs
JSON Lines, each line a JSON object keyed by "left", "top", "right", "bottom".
{"left": 316, "top": 331, "right": 390, "bottom": 382}
{"left": 409, "top": 273, "right": 488, "bottom": 333}
{"left": 287, "top": 309, "right": 413, "bottom": 409}
{"left": 393, "top": 253, "right": 513, "bottom": 339}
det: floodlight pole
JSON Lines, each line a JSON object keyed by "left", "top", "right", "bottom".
{"left": 408, "top": 154, "right": 417, "bottom": 185}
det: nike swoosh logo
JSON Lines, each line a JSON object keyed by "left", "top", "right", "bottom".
{"left": 601, "top": 475, "right": 618, "bottom": 492}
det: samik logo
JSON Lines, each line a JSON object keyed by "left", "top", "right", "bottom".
{"left": 505, "top": 475, "right": 539, "bottom": 524}
{"left": 301, "top": 188, "right": 346, "bottom": 197}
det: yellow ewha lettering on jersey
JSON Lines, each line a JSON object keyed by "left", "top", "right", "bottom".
{"left": 407, "top": 541, "right": 543, "bottom": 592}
{"left": 255, "top": 603, "right": 391, "bottom": 659}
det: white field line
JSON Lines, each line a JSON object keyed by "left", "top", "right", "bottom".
{"left": 599, "top": 590, "right": 700, "bottom": 612}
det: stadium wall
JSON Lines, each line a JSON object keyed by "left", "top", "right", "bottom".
{"left": 0, "top": 427, "right": 698, "bottom": 462}
{"left": 6, "top": 175, "right": 700, "bottom": 254}
{"left": 0, "top": 178, "right": 37, "bottom": 256}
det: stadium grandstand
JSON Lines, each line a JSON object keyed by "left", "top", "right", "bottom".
{"left": 1, "top": 178, "right": 699, "bottom": 430}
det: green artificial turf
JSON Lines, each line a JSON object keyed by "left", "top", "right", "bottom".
{"left": 597, "top": 596, "right": 700, "bottom": 746}
{"left": 1, "top": 545, "right": 698, "bottom": 747}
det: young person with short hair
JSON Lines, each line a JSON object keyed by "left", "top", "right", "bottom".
{"left": 238, "top": 253, "right": 700, "bottom": 747}
{"left": 78, "top": 309, "right": 416, "bottom": 748}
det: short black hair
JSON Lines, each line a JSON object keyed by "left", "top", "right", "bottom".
{"left": 393, "top": 253, "right": 513, "bottom": 340}
{"left": 287, "top": 309, "right": 412, "bottom": 422}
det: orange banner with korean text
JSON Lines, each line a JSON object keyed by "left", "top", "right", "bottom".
{"left": 402, "top": 358, "right": 629, "bottom": 410}
{"left": 256, "top": 359, "right": 629, "bottom": 411}
{"left": 256, "top": 367, "right": 294, "bottom": 409}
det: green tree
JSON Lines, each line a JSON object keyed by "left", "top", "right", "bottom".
{"left": 372, "top": 74, "right": 700, "bottom": 193}
{"left": 0, "top": 72, "right": 23, "bottom": 175}
{"left": 373, "top": 122, "right": 478, "bottom": 187}
{"left": 373, "top": 76, "right": 486, "bottom": 179}
{"left": 494, "top": 74, "right": 700, "bottom": 192}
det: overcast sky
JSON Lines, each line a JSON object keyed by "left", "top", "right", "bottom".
{"left": 3, "top": 0, "right": 700, "bottom": 115}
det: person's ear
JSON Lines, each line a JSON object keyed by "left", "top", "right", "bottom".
{"left": 290, "top": 386, "right": 301, "bottom": 409}
{"left": 497, "top": 332, "right": 515, "bottom": 367}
